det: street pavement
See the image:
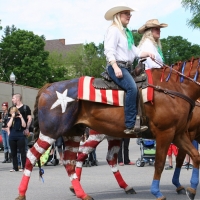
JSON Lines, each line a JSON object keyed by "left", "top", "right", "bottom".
{"left": 0, "top": 138, "right": 199, "bottom": 200}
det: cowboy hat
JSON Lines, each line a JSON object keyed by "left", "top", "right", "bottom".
{"left": 138, "top": 19, "right": 168, "bottom": 34}
{"left": 104, "top": 3, "right": 136, "bottom": 21}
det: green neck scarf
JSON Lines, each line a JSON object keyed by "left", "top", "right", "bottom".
{"left": 125, "top": 28, "right": 134, "bottom": 50}
{"left": 157, "top": 46, "right": 165, "bottom": 62}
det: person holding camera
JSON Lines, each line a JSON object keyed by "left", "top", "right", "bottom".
{"left": 7, "top": 106, "right": 27, "bottom": 172}
{"left": 0, "top": 102, "right": 12, "bottom": 163}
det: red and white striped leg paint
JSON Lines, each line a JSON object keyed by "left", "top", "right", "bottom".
{"left": 17, "top": 132, "right": 55, "bottom": 198}
{"left": 76, "top": 132, "right": 105, "bottom": 180}
{"left": 63, "top": 136, "right": 89, "bottom": 199}
{"left": 106, "top": 137, "right": 133, "bottom": 192}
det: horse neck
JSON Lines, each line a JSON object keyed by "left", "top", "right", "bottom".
{"left": 151, "top": 58, "right": 200, "bottom": 101}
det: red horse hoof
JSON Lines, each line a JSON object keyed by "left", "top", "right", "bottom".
{"left": 69, "top": 186, "right": 75, "bottom": 194}
{"left": 186, "top": 187, "right": 196, "bottom": 200}
{"left": 82, "top": 195, "right": 94, "bottom": 200}
{"left": 15, "top": 195, "right": 26, "bottom": 200}
{"left": 125, "top": 188, "right": 136, "bottom": 194}
{"left": 176, "top": 186, "right": 186, "bottom": 194}
{"left": 156, "top": 196, "right": 166, "bottom": 200}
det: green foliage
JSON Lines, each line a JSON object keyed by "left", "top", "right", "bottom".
{"left": 0, "top": 20, "right": 2, "bottom": 31}
{"left": 0, "top": 29, "right": 50, "bottom": 88}
{"left": 161, "top": 36, "right": 200, "bottom": 64}
{"left": 181, "top": 0, "right": 200, "bottom": 29}
{"left": 82, "top": 42, "right": 106, "bottom": 77}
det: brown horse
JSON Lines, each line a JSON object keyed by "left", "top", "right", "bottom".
{"left": 171, "top": 101, "right": 200, "bottom": 198}
{"left": 72, "top": 102, "right": 200, "bottom": 199}
{"left": 16, "top": 58, "right": 200, "bottom": 200}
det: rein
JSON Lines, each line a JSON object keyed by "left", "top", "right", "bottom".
{"left": 153, "top": 58, "right": 200, "bottom": 86}
{"left": 148, "top": 83, "right": 195, "bottom": 112}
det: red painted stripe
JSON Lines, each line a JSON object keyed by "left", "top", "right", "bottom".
{"left": 37, "top": 138, "right": 51, "bottom": 150}
{"left": 89, "top": 77, "right": 96, "bottom": 101}
{"left": 101, "top": 89, "right": 107, "bottom": 104}
{"left": 112, "top": 90, "right": 119, "bottom": 106}
{"left": 25, "top": 158, "right": 33, "bottom": 171}
{"left": 78, "top": 77, "right": 84, "bottom": 99}
{"left": 89, "top": 129, "right": 99, "bottom": 134}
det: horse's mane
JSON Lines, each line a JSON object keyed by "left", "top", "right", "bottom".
{"left": 33, "top": 83, "right": 52, "bottom": 141}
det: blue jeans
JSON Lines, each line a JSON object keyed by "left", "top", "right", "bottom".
{"left": 107, "top": 65, "right": 137, "bottom": 128}
{"left": 1, "top": 130, "right": 11, "bottom": 153}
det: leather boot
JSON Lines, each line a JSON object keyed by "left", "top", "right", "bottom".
{"left": 2, "top": 152, "right": 8, "bottom": 163}
{"left": 7, "top": 153, "right": 12, "bottom": 163}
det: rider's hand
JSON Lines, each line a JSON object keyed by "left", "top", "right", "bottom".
{"left": 112, "top": 63, "right": 123, "bottom": 78}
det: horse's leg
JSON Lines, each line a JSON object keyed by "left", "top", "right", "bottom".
{"left": 69, "top": 133, "right": 106, "bottom": 194}
{"left": 106, "top": 137, "right": 136, "bottom": 194}
{"left": 150, "top": 131, "right": 173, "bottom": 200}
{"left": 63, "top": 136, "right": 93, "bottom": 200}
{"left": 172, "top": 148, "right": 187, "bottom": 194}
{"left": 16, "top": 132, "right": 56, "bottom": 200}
{"left": 174, "top": 134, "right": 200, "bottom": 200}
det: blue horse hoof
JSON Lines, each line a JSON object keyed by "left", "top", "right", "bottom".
{"left": 176, "top": 186, "right": 186, "bottom": 195}
{"left": 186, "top": 187, "right": 196, "bottom": 200}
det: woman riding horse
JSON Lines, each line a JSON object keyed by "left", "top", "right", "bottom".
{"left": 104, "top": 3, "right": 154, "bottom": 135}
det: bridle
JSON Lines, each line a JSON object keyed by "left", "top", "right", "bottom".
{"left": 153, "top": 58, "right": 200, "bottom": 86}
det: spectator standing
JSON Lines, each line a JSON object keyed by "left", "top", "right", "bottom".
{"left": 11, "top": 93, "right": 32, "bottom": 168}
{"left": 1, "top": 102, "right": 12, "bottom": 163}
{"left": 55, "top": 136, "right": 65, "bottom": 165}
{"left": 7, "top": 106, "right": 27, "bottom": 172}
{"left": 165, "top": 143, "right": 178, "bottom": 170}
{"left": 183, "top": 140, "right": 199, "bottom": 169}
{"left": 118, "top": 138, "right": 134, "bottom": 166}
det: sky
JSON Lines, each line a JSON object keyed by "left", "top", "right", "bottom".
{"left": 0, "top": 0, "right": 199, "bottom": 46}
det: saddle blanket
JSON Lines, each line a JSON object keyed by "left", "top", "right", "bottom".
{"left": 78, "top": 71, "right": 153, "bottom": 106}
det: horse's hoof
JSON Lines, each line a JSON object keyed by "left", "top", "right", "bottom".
{"left": 156, "top": 196, "right": 166, "bottom": 200}
{"left": 82, "top": 195, "right": 94, "bottom": 200}
{"left": 186, "top": 187, "right": 196, "bottom": 200}
{"left": 69, "top": 186, "right": 75, "bottom": 194}
{"left": 176, "top": 186, "right": 186, "bottom": 194}
{"left": 15, "top": 195, "right": 26, "bottom": 200}
{"left": 125, "top": 187, "right": 136, "bottom": 194}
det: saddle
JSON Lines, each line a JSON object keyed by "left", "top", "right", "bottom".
{"left": 93, "top": 60, "right": 150, "bottom": 137}
{"left": 93, "top": 60, "right": 148, "bottom": 90}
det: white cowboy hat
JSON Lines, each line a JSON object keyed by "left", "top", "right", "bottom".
{"left": 104, "top": 3, "right": 136, "bottom": 21}
{"left": 138, "top": 19, "right": 168, "bottom": 34}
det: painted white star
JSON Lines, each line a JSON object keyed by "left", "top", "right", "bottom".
{"left": 50, "top": 89, "right": 75, "bottom": 113}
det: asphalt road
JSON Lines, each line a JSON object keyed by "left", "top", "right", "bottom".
{"left": 0, "top": 138, "right": 199, "bottom": 200}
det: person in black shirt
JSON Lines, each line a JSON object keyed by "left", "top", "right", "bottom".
{"left": 11, "top": 93, "right": 32, "bottom": 169}
{"left": 7, "top": 106, "right": 26, "bottom": 172}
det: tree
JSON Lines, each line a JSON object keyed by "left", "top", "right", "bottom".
{"left": 82, "top": 42, "right": 106, "bottom": 77}
{"left": 0, "top": 20, "right": 2, "bottom": 31}
{"left": 181, "top": 0, "right": 200, "bottom": 30}
{"left": 0, "top": 29, "right": 51, "bottom": 88}
{"left": 161, "top": 36, "right": 200, "bottom": 64}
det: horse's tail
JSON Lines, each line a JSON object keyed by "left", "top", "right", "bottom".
{"left": 33, "top": 83, "right": 52, "bottom": 141}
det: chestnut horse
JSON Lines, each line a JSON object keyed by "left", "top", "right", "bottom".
{"left": 71, "top": 101, "right": 200, "bottom": 199}
{"left": 171, "top": 101, "right": 200, "bottom": 198}
{"left": 16, "top": 58, "right": 200, "bottom": 200}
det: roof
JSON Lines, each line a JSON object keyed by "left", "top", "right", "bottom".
{"left": 44, "top": 39, "right": 83, "bottom": 54}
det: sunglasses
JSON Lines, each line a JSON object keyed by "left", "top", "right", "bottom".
{"left": 120, "top": 12, "right": 132, "bottom": 17}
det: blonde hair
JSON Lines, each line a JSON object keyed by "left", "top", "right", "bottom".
{"left": 10, "top": 106, "right": 19, "bottom": 114}
{"left": 108, "top": 13, "right": 126, "bottom": 37}
{"left": 138, "top": 29, "right": 162, "bottom": 49}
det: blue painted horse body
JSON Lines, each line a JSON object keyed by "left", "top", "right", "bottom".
{"left": 16, "top": 58, "right": 200, "bottom": 200}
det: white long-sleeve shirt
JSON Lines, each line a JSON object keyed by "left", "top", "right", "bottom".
{"left": 104, "top": 26, "right": 142, "bottom": 63}
{"left": 138, "top": 38, "right": 163, "bottom": 69}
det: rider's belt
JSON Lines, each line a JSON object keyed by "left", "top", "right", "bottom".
{"left": 116, "top": 61, "right": 132, "bottom": 68}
